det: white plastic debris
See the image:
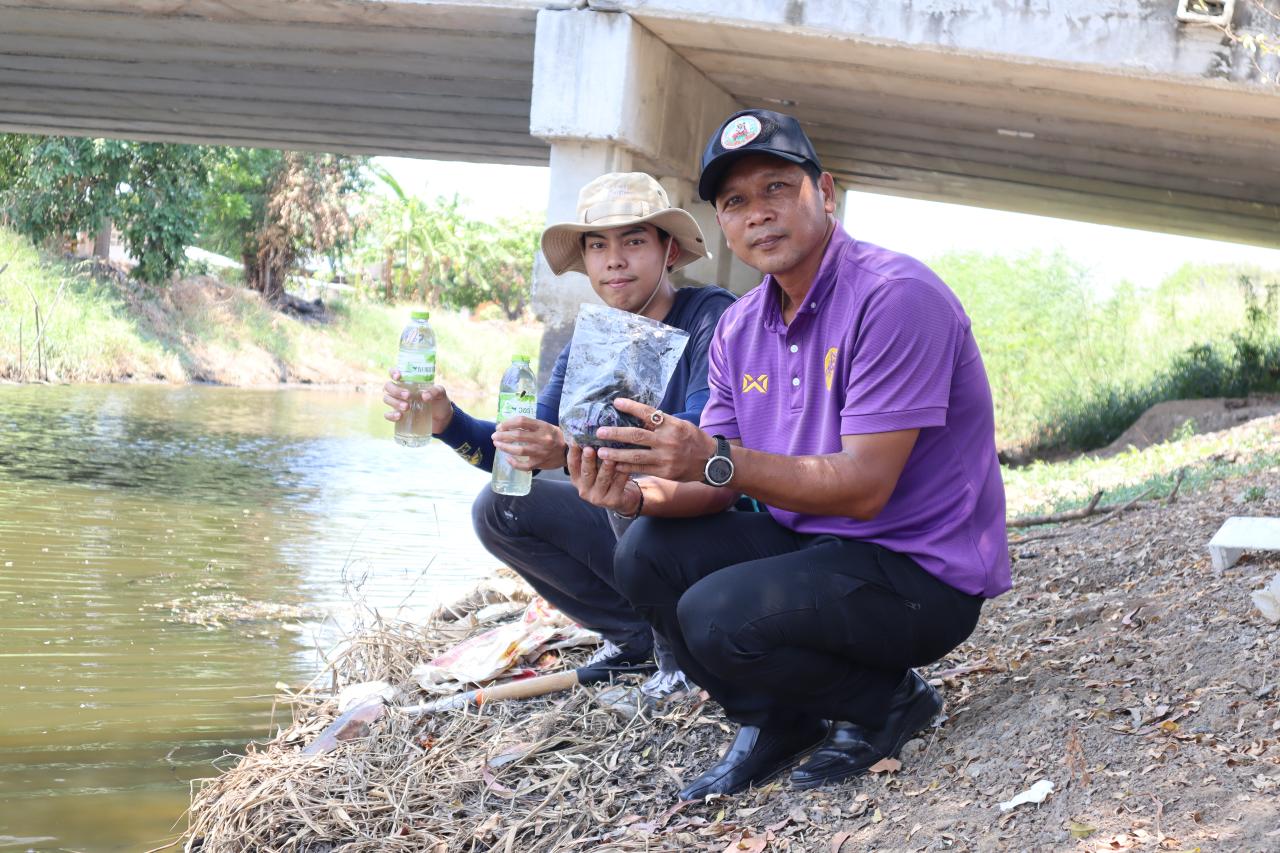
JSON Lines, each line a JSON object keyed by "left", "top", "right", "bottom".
{"left": 1252, "top": 573, "right": 1280, "bottom": 624}
{"left": 336, "top": 680, "right": 396, "bottom": 713}
{"left": 998, "top": 779, "right": 1055, "bottom": 812}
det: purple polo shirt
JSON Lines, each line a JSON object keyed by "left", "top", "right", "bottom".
{"left": 700, "top": 225, "right": 1010, "bottom": 598}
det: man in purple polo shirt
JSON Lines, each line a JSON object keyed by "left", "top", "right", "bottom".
{"left": 565, "top": 109, "right": 1010, "bottom": 800}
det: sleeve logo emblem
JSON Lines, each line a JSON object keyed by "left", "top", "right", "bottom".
{"left": 824, "top": 347, "right": 838, "bottom": 390}
{"left": 742, "top": 373, "right": 769, "bottom": 394}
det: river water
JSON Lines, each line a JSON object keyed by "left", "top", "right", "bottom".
{"left": 0, "top": 384, "right": 501, "bottom": 852}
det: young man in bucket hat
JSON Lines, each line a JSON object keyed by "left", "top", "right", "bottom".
{"left": 567, "top": 110, "right": 1010, "bottom": 798}
{"left": 383, "top": 172, "right": 735, "bottom": 697}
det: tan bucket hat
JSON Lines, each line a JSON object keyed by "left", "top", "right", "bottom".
{"left": 541, "top": 172, "right": 710, "bottom": 276}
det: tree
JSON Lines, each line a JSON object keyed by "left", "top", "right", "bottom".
{"left": 201, "top": 149, "right": 366, "bottom": 302}
{"left": 0, "top": 134, "right": 211, "bottom": 284}
{"left": 359, "top": 169, "right": 539, "bottom": 318}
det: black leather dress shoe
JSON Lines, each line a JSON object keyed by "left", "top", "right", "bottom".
{"left": 790, "top": 671, "right": 942, "bottom": 790}
{"left": 679, "top": 720, "right": 826, "bottom": 800}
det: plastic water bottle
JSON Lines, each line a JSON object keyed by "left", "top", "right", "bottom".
{"left": 492, "top": 355, "right": 537, "bottom": 495}
{"left": 394, "top": 311, "right": 436, "bottom": 448}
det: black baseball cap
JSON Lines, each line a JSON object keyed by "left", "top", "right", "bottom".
{"left": 698, "top": 108, "right": 823, "bottom": 202}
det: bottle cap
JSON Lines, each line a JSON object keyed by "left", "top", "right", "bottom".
{"left": 410, "top": 310, "right": 430, "bottom": 321}
{"left": 513, "top": 354, "right": 530, "bottom": 363}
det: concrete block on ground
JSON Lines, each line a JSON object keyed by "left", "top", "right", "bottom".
{"left": 1208, "top": 516, "right": 1280, "bottom": 572}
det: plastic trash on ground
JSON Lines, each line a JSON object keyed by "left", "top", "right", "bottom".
{"left": 998, "top": 778, "right": 1055, "bottom": 812}
{"left": 1251, "top": 572, "right": 1280, "bottom": 623}
{"left": 412, "top": 597, "right": 600, "bottom": 693}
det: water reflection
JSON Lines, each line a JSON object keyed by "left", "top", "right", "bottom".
{"left": 0, "top": 384, "right": 500, "bottom": 851}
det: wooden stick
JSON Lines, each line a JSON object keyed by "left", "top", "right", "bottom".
{"left": 399, "top": 670, "right": 580, "bottom": 715}
{"left": 302, "top": 669, "right": 586, "bottom": 756}
{"left": 1167, "top": 467, "right": 1188, "bottom": 503}
{"left": 35, "top": 303, "right": 43, "bottom": 382}
{"left": 1010, "top": 487, "right": 1158, "bottom": 543}
{"left": 1008, "top": 490, "right": 1104, "bottom": 528}
{"left": 1082, "top": 488, "right": 1155, "bottom": 529}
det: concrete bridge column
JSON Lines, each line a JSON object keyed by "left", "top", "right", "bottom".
{"left": 528, "top": 7, "right": 751, "bottom": 383}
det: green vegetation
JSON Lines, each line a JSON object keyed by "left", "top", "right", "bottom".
{"left": 0, "top": 133, "right": 537, "bottom": 317}
{"left": 937, "top": 251, "right": 1280, "bottom": 453}
{"left": 0, "top": 226, "right": 175, "bottom": 382}
{"left": 0, "top": 136, "right": 211, "bottom": 284}
{"left": 1, "top": 225, "right": 539, "bottom": 406}
{"left": 1004, "top": 412, "right": 1280, "bottom": 518}
{"left": 201, "top": 149, "right": 366, "bottom": 300}
{"left": 356, "top": 165, "right": 540, "bottom": 318}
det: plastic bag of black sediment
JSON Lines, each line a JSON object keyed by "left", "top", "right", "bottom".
{"left": 558, "top": 304, "right": 690, "bottom": 448}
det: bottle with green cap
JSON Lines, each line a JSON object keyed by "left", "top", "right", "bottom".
{"left": 492, "top": 354, "right": 537, "bottom": 495}
{"left": 393, "top": 310, "right": 436, "bottom": 448}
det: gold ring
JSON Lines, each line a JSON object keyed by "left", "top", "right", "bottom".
{"left": 649, "top": 410, "right": 665, "bottom": 426}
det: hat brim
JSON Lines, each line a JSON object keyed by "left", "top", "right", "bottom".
{"left": 697, "top": 149, "right": 810, "bottom": 202}
{"left": 540, "top": 208, "right": 709, "bottom": 277}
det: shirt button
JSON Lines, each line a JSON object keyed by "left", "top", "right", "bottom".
{"left": 810, "top": 302, "right": 817, "bottom": 309}
{"left": 789, "top": 344, "right": 798, "bottom": 353}
{"left": 792, "top": 377, "right": 800, "bottom": 387}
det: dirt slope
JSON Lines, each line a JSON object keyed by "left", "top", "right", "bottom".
{"left": 1099, "top": 397, "right": 1280, "bottom": 457}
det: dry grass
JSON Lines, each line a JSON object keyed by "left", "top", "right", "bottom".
{"left": 179, "top": 609, "right": 746, "bottom": 853}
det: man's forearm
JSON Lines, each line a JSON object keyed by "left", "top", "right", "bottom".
{"left": 638, "top": 477, "right": 738, "bottom": 518}
{"left": 728, "top": 446, "right": 894, "bottom": 521}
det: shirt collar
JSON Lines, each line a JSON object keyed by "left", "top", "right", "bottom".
{"left": 761, "top": 223, "right": 854, "bottom": 333}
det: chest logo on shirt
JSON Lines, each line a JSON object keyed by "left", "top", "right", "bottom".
{"left": 824, "top": 347, "right": 838, "bottom": 391}
{"left": 742, "top": 373, "right": 769, "bottom": 394}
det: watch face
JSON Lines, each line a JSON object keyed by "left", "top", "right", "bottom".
{"left": 706, "top": 457, "right": 733, "bottom": 486}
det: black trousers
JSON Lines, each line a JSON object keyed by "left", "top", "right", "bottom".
{"left": 472, "top": 478, "right": 652, "bottom": 650}
{"left": 613, "top": 512, "right": 984, "bottom": 729}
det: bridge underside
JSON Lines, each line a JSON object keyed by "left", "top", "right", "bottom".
{"left": 1, "top": 0, "right": 1278, "bottom": 248}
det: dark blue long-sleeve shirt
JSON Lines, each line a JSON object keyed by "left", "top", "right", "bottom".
{"left": 437, "top": 285, "right": 736, "bottom": 472}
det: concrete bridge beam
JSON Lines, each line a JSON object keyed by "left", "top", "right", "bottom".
{"left": 528, "top": 7, "right": 756, "bottom": 382}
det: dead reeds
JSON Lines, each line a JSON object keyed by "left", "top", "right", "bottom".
{"left": 181, "top": 598, "right": 749, "bottom": 853}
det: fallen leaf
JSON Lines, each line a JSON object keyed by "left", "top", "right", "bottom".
{"left": 481, "top": 764, "right": 515, "bottom": 798}
{"left": 1068, "top": 819, "right": 1097, "bottom": 839}
{"left": 830, "top": 830, "right": 853, "bottom": 852}
{"left": 868, "top": 757, "right": 902, "bottom": 774}
{"left": 472, "top": 813, "right": 501, "bottom": 840}
{"left": 871, "top": 807, "right": 883, "bottom": 823}
{"left": 722, "top": 833, "right": 767, "bottom": 853}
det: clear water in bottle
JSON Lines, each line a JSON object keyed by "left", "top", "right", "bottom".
{"left": 492, "top": 355, "right": 537, "bottom": 495}
{"left": 394, "top": 311, "right": 436, "bottom": 448}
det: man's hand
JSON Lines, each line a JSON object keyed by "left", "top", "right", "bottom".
{"left": 595, "top": 398, "right": 716, "bottom": 482}
{"left": 493, "top": 417, "right": 567, "bottom": 472}
{"left": 381, "top": 369, "right": 455, "bottom": 434}
{"left": 567, "top": 443, "right": 642, "bottom": 516}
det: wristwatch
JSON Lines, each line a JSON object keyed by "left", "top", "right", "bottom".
{"left": 702, "top": 435, "right": 735, "bottom": 487}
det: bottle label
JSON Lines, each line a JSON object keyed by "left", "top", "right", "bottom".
{"left": 497, "top": 390, "right": 536, "bottom": 421}
{"left": 397, "top": 349, "right": 436, "bottom": 384}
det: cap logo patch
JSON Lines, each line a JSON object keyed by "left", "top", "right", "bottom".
{"left": 721, "top": 115, "right": 762, "bottom": 150}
